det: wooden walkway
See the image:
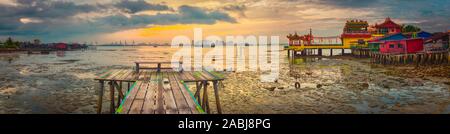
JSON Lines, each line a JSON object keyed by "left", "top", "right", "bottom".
{"left": 94, "top": 68, "right": 225, "bottom": 114}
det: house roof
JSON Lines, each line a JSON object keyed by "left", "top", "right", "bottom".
{"left": 403, "top": 31, "right": 432, "bottom": 39}
{"left": 375, "top": 17, "right": 401, "bottom": 29}
{"left": 425, "top": 32, "right": 449, "bottom": 43}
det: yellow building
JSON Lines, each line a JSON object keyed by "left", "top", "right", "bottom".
{"left": 341, "top": 20, "right": 372, "bottom": 48}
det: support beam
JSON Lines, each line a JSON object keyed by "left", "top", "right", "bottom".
{"left": 97, "top": 81, "right": 104, "bottom": 114}
{"left": 213, "top": 81, "right": 222, "bottom": 114}
{"left": 109, "top": 81, "right": 115, "bottom": 114}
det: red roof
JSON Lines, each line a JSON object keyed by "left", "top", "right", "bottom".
{"left": 375, "top": 17, "right": 401, "bottom": 28}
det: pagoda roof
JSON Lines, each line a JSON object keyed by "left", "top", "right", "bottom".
{"left": 375, "top": 17, "right": 401, "bottom": 28}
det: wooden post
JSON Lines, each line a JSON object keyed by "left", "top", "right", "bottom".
{"left": 341, "top": 49, "right": 344, "bottom": 55}
{"left": 287, "top": 50, "right": 291, "bottom": 58}
{"left": 195, "top": 82, "right": 202, "bottom": 104}
{"left": 330, "top": 49, "right": 333, "bottom": 56}
{"left": 97, "top": 81, "right": 104, "bottom": 114}
{"left": 117, "top": 81, "right": 123, "bottom": 107}
{"left": 202, "top": 81, "right": 210, "bottom": 114}
{"left": 318, "top": 49, "right": 322, "bottom": 56}
{"left": 157, "top": 63, "right": 161, "bottom": 73}
{"left": 109, "top": 81, "right": 115, "bottom": 114}
{"left": 127, "top": 82, "right": 131, "bottom": 92}
{"left": 135, "top": 63, "right": 140, "bottom": 72}
{"left": 213, "top": 81, "right": 222, "bottom": 114}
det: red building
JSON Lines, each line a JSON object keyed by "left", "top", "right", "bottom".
{"left": 55, "top": 43, "right": 68, "bottom": 50}
{"left": 379, "top": 38, "right": 423, "bottom": 54}
{"left": 375, "top": 17, "right": 402, "bottom": 35}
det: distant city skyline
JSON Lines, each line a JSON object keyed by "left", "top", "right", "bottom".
{"left": 0, "top": 0, "right": 449, "bottom": 44}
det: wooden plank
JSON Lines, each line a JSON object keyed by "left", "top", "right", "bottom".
{"left": 129, "top": 82, "right": 149, "bottom": 114}
{"left": 169, "top": 73, "right": 192, "bottom": 114}
{"left": 123, "top": 70, "right": 139, "bottom": 82}
{"left": 138, "top": 70, "right": 148, "bottom": 81}
{"left": 180, "top": 72, "right": 196, "bottom": 81}
{"left": 103, "top": 69, "right": 125, "bottom": 80}
{"left": 198, "top": 71, "right": 215, "bottom": 80}
{"left": 155, "top": 75, "right": 165, "bottom": 114}
{"left": 128, "top": 100, "right": 143, "bottom": 114}
{"left": 162, "top": 72, "right": 178, "bottom": 114}
{"left": 117, "top": 70, "right": 133, "bottom": 81}
{"left": 190, "top": 71, "right": 207, "bottom": 81}
{"left": 142, "top": 81, "right": 158, "bottom": 114}
{"left": 109, "top": 69, "right": 128, "bottom": 80}
{"left": 120, "top": 81, "right": 143, "bottom": 114}
{"left": 174, "top": 75, "right": 201, "bottom": 114}
{"left": 135, "top": 82, "right": 149, "bottom": 100}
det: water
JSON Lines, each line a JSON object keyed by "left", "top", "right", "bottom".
{"left": 0, "top": 46, "right": 448, "bottom": 114}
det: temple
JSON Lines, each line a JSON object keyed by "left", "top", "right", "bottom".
{"left": 341, "top": 19, "right": 372, "bottom": 49}
{"left": 374, "top": 17, "right": 402, "bottom": 35}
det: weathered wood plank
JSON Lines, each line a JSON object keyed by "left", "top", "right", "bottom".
{"left": 169, "top": 73, "right": 191, "bottom": 114}
{"left": 142, "top": 81, "right": 158, "bottom": 114}
{"left": 162, "top": 72, "right": 178, "bottom": 114}
{"left": 109, "top": 69, "right": 128, "bottom": 80}
{"left": 129, "top": 83, "right": 149, "bottom": 114}
{"left": 120, "top": 81, "right": 143, "bottom": 114}
{"left": 155, "top": 78, "right": 165, "bottom": 114}
{"left": 174, "top": 74, "right": 201, "bottom": 114}
{"left": 128, "top": 100, "right": 144, "bottom": 114}
{"left": 102, "top": 69, "right": 125, "bottom": 80}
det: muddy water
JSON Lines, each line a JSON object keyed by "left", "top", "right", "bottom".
{"left": 0, "top": 46, "right": 448, "bottom": 114}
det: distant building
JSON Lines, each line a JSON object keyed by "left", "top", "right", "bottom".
{"left": 379, "top": 38, "right": 423, "bottom": 54}
{"left": 55, "top": 43, "right": 68, "bottom": 50}
{"left": 374, "top": 17, "right": 402, "bottom": 35}
{"left": 341, "top": 19, "right": 372, "bottom": 48}
{"left": 33, "top": 39, "right": 41, "bottom": 46}
{"left": 424, "top": 32, "right": 449, "bottom": 51}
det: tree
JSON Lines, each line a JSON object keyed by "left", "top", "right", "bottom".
{"left": 4, "top": 37, "right": 19, "bottom": 48}
{"left": 401, "top": 24, "right": 421, "bottom": 33}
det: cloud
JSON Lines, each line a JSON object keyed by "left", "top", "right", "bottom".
{"left": 99, "top": 5, "right": 237, "bottom": 28}
{"left": 222, "top": 4, "right": 247, "bottom": 17}
{"left": 0, "top": 1, "right": 237, "bottom": 42}
{"left": 114, "top": 0, "right": 172, "bottom": 13}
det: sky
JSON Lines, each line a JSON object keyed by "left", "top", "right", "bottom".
{"left": 0, "top": 0, "right": 448, "bottom": 44}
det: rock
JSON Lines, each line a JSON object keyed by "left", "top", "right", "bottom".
{"left": 316, "top": 84, "right": 322, "bottom": 88}
{"left": 264, "top": 86, "right": 276, "bottom": 91}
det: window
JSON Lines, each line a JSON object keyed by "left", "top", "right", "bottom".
{"left": 389, "top": 44, "right": 395, "bottom": 48}
{"left": 398, "top": 44, "right": 403, "bottom": 48}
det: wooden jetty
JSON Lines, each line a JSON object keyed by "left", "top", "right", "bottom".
{"left": 94, "top": 62, "right": 225, "bottom": 114}
{"left": 370, "top": 51, "right": 449, "bottom": 65}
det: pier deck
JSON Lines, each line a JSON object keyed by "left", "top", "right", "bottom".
{"left": 94, "top": 68, "right": 225, "bottom": 114}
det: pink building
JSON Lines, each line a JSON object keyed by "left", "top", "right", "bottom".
{"left": 379, "top": 38, "right": 424, "bottom": 54}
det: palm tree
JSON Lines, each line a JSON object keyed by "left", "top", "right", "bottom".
{"left": 401, "top": 25, "right": 421, "bottom": 33}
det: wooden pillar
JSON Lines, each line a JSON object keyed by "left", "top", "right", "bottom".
{"left": 109, "top": 81, "right": 115, "bottom": 114}
{"left": 157, "top": 63, "right": 161, "bottom": 73}
{"left": 117, "top": 81, "right": 123, "bottom": 107}
{"left": 330, "top": 49, "right": 333, "bottom": 56}
{"left": 341, "top": 49, "right": 344, "bottom": 55}
{"left": 318, "top": 49, "right": 322, "bottom": 56}
{"left": 135, "top": 63, "right": 139, "bottom": 72}
{"left": 202, "top": 81, "right": 210, "bottom": 114}
{"left": 288, "top": 49, "right": 291, "bottom": 58}
{"left": 97, "top": 81, "right": 104, "bottom": 114}
{"left": 213, "top": 81, "right": 222, "bottom": 114}
{"left": 195, "top": 82, "right": 202, "bottom": 104}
